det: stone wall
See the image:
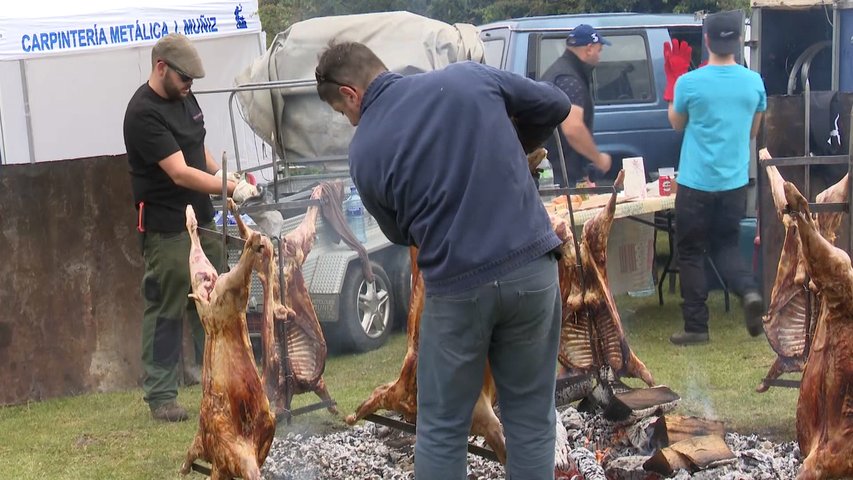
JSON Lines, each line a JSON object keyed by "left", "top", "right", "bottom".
{"left": 0, "top": 155, "right": 144, "bottom": 405}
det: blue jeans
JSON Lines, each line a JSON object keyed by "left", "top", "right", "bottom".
{"left": 415, "top": 253, "right": 561, "bottom": 479}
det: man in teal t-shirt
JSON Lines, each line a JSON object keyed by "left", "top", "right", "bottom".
{"left": 664, "top": 10, "right": 766, "bottom": 345}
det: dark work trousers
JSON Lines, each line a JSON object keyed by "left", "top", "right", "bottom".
{"left": 140, "top": 222, "right": 225, "bottom": 409}
{"left": 415, "top": 253, "right": 561, "bottom": 480}
{"left": 675, "top": 185, "right": 757, "bottom": 333}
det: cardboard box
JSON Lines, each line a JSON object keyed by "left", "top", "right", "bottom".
{"left": 606, "top": 213, "right": 656, "bottom": 296}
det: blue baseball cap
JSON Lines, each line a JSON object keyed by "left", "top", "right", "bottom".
{"left": 566, "top": 24, "right": 611, "bottom": 47}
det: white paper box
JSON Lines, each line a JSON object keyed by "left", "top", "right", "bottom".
{"left": 623, "top": 156, "right": 646, "bottom": 199}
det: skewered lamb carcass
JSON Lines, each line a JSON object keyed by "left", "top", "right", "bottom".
{"left": 758, "top": 165, "right": 815, "bottom": 392}
{"left": 757, "top": 167, "right": 848, "bottom": 392}
{"left": 345, "top": 247, "right": 421, "bottom": 425}
{"left": 180, "top": 204, "right": 275, "bottom": 480}
{"left": 554, "top": 170, "right": 656, "bottom": 388}
{"left": 783, "top": 181, "right": 853, "bottom": 480}
{"left": 344, "top": 247, "right": 508, "bottom": 463}
{"left": 230, "top": 187, "right": 337, "bottom": 420}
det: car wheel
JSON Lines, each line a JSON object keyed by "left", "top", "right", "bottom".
{"left": 328, "top": 261, "right": 394, "bottom": 353}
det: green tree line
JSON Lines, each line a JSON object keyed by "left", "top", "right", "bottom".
{"left": 259, "top": 0, "right": 750, "bottom": 39}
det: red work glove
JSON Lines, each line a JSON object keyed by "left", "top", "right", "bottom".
{"left": 663, "top": 39, "right": 692, "bottom": 102}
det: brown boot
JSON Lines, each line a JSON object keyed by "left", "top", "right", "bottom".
{"left": 150, "top": 400, "right": 189, "bottom": 422}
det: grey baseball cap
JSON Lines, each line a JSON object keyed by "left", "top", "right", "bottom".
{"left": 152, "top": 33, "right": 205, "bottom": 79}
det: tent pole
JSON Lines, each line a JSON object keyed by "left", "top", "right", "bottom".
{"left": 19, "top": 60, "right": 35, "bottom": 164}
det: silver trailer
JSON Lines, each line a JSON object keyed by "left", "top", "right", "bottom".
{"left": 196, "top": 12, "right": 484, "bottom": 353}
{"left": 197, "top": 77, "right": 411, "bottom": 354}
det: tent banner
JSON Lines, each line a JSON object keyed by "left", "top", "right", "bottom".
{"left": 0, "top": 1, "right": 260, "bottom": 60}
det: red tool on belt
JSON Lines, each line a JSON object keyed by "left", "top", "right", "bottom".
{"left": 137, "top": 202, "right": 146, "bottom": 233}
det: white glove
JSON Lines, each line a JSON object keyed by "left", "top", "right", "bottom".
{"left": 214, "top": 169, "right": 242, "bottom": 183}
{"left": 232, "top": 179, "right": 259, "bottom": 204}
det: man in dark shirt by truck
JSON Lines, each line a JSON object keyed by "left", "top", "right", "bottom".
{"left": 315, "top": 41, "right": 570, "bottom": 479}
{"left": 542, "top": 24, "right": 613, "bottom": 186}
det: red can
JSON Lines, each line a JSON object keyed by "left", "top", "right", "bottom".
{"left": 659, "top": 175, "right": 672, "bottom": 196}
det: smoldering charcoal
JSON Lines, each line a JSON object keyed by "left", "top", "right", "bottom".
{"left": 260, "top": 406, "right": 802, "bottom": 480}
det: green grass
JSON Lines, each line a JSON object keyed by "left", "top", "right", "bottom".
{"left": 0, "top": 338, "right": 410, "bottom": 480}
{"left": 0, "top": 290, "right": 799, "bottom": 479}
{"left": 617, "top": 291, "right": 798, "bottom": 440}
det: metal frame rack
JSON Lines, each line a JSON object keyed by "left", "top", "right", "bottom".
{"left": 193, "top": 80, "right": 338, "bottom": 427}
{"left": 195, "top": 79, "right": 336, "bottom": 267}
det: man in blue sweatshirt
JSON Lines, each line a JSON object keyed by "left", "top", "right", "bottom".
{"left": 316, "top": 42, "right": 571, "bottom": 478}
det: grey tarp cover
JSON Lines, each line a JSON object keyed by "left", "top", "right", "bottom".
{"left": 235, "top": 11, "right": 484, "bottom": 163}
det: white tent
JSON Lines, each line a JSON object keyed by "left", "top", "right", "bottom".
{"left": 0, "top": 0, "right": 266, "bottom": 166}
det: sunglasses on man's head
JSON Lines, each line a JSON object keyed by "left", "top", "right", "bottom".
{"left": 314, "top": 68, "right": 349, "bottom": 89}
{"left": 163, "top": 61, "right": 193, "bottom": 83}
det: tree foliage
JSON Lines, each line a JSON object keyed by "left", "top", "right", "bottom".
{"left": 258, "top": 0, "right": 750, "bottom": 39}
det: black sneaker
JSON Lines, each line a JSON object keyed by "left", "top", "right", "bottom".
{"left": 669, "top": 330, "right": 710, "bottom": 346}
{"left": 743, "top": 291, "right": 765, "bottom": 337}
{"left": 150, "top": 400, "right": 189, "bottom": 422}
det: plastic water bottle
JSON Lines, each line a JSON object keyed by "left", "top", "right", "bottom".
{"left": 539, "top": 158, "right": 554, "bottom": 188}
{"left": 344, "top": 186, "right": 367, "bottom": 243}
{"left": 213, "top": 211, "right": 256, "bottom": 226}
{"left": 213, "top": 210, "right": 237, "bottom": 226}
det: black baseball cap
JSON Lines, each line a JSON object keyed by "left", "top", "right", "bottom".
{"left": 706, "top": 11, "right": 742, "bottom": 56}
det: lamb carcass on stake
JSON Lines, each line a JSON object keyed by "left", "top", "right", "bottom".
{"left": 345, "top": 247, "right": 508, "bottom": 464}
{"left": 783, "top": 181, "right": 853, "bottom": 480}
{"left": 758, "top": 165, "right": 815, "bottom": 392}
{"left": 814, "top": 173, "right": 850, "bottom": 245}
{"left": 555, "top": 170, "right": 656, "bottom": 388}
{"left": 231, "top": 186, "right": 337, "bottom": 419}
{"left": 345, "top": 247, "right": 420, "bottom": 425}
{"left": 180, "top": 204, "right": 275, "bottom": 480}
{"left": 757, "top": 168, "right": 849, "bottom": 392}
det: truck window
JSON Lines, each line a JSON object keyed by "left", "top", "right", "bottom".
{"left": 483, "top": 39, "right": 505, "bottom": 68}
{"left": 593, "top": 35, "right": 653, "bottom": 104}
{"left": 667, "top": 27, "right": 703, "bottom": 70}
{"left": 539, "top": 34, "right": 654, "bottom": 105}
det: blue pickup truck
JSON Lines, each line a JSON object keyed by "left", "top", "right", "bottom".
{"left": 479, "top": 13, "right": 705, "bottom": 180}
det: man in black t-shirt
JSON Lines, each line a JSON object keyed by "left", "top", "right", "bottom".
{"left": 542, "top": 24, "right": 612, "bottom": 186}
{"left": 123, "top": 33, "right": 257, "bottom": 422}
